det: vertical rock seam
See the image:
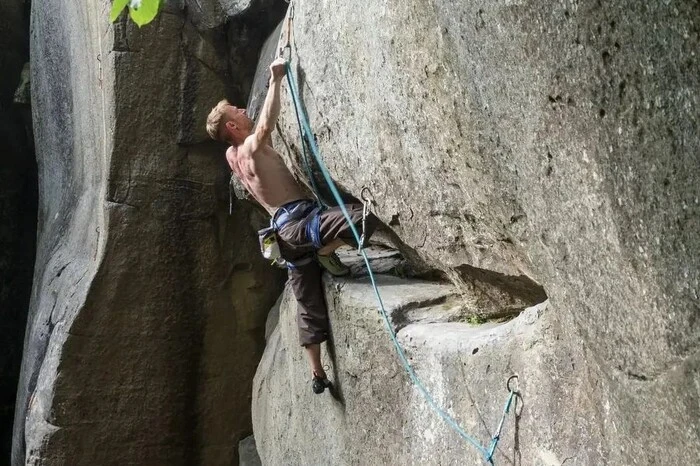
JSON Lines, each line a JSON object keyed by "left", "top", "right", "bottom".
{"left": 0, "top": 0, "right": 36, "bottom": 460}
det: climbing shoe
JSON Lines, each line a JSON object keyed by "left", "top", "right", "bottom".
{"left": 317, "top": 251, "right": 350, "bottom": 276}
{"left": 312, "top": 376, "right": 332, "bottom": 394}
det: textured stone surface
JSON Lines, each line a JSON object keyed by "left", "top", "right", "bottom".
{"left": 238, "top": 435, "right": 262, "bottom": 466}
{"left": 0, "top": 0, "right": 35, "bottom": 459}
{"left": 254, "top": 279, "right": 602, "bottom": 465}
{"left": 12, "top": 1, "right": 286, "bottom": 464}
{"left": 246, "top": 19, "right": 283, "bottom": 122}
{"left": 253, "top": 0, "right": 700, "bottom": 464}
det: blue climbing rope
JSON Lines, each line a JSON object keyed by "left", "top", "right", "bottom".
{"left": 287, "top": 67, "right": 325, "bottom": 207}
{"left": 285, "top": 62, "right": 517, "bottom": 464}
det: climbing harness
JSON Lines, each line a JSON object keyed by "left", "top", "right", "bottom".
{"left": 272, "top": 199, "right": 324, "bottom": 251}
{"left": 257, "top": 199, "right": 322, "bottom": 269}
{"left": 283, "top": 51, "right": 519, "bottom": 464}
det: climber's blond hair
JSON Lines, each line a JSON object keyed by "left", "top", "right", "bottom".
{"left": 206, "top": 99, "right": 231, "bottom": 142}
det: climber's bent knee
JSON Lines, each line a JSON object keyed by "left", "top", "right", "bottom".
{"left": 318, "top": 204, "right": 379, "bottom": 249}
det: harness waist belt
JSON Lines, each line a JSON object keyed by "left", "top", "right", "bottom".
{"left": 273, "top": 199, "right": 317, "bottom": 228}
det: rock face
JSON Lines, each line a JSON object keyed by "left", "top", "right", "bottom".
{"left": 253, "top": 0, "right": 700, "bottom": 464}
{"left": 0, "top": 0, "right": 36, "bottom": 459}
{"left": 13, "top": 1, "right": 286, "bottom": 464}
{"left": 238, "top": 435, "right": 262, "bottom": 466}
{"left": 254, "top": 279, "right": 599, "bottom": 465}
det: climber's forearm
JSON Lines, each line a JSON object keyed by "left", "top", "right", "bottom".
{"left": 254, "top": 77, "right": 282, "bottom": 145}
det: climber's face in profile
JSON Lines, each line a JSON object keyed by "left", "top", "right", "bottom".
{"left": 223, "top": 105, "right": 253, "bottom": 144}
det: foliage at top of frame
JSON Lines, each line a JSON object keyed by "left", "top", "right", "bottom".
{"left": 110, "top": 0, "right": 161, "bottom": 27}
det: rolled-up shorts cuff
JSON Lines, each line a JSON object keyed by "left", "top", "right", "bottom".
{"left": 299, "top": 331, "right": 328, "bottom": 347}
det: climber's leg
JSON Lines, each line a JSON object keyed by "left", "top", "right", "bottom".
{"left": 289, "top": 261, "right": 328, "bottom": 347}
{"left": 317, "top": 238, "right": 350, "bottom": 276}
{"left": 317, "top": 238, "right": 345, "bottom": 256}
{"left": 318, "top": 203, "right": 379, "bottom": 250}
{"left": 304, "top": 343, "right": 325, "bottom": 378}
{"left": 314, "top": 204, "right": 380, "bottom": 275}
{"left": 288, "top": 260, "right": 332, "bottom": 392}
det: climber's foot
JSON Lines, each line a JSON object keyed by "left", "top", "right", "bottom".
{"left": 312, "top": 372, "right": 332, "bottom": 394}
{"left": 317, "top": 251, "right": 349, "bottom": 276}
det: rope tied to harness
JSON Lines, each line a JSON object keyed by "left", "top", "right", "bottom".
{"left": 281, "top": 3, "right": 519, "bottom": 462}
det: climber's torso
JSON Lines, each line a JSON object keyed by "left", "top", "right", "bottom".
{"left": 226, "top": 140, "right": 305, "bottom": 213}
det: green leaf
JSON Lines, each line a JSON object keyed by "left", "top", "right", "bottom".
{"left": 129, "top": 0, "right": 161, "bottom": 27}
{"left": 109, "top": 0, "right": 129, "bottom": 22}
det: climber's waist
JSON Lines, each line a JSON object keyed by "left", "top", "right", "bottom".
{"left": 272, "top": 199, "right": 318, "bottom": 228}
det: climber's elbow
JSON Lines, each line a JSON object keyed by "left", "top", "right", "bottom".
{"left": 253, "top": 122, "right": 274, "bottom": 149}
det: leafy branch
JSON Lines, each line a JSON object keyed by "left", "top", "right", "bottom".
{"left": 110, "top": 0, "right": 161, "bottom": 27}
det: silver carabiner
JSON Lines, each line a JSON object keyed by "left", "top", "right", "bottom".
{"left": 358, "top": 187, "right": 374, "bottom": 252}
{"left": 360, "top": 186, "right": 374, "bottom": 204}
{"left": 506, "top": 375, "right": 519, "bottom": 393}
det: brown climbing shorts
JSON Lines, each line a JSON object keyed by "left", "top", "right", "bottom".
{"left": 274, "top": 200, "right": 378, "bottom": 346}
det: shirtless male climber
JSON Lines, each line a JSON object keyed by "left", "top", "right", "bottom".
{"left": 205, "top": 57, "right": 378, "bottom": 394}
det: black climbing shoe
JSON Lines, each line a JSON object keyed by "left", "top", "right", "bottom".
{"left": 312, "top": 376, "right": 332, "bottom": 394}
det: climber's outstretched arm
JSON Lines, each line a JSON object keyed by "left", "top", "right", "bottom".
{"left": 247, "top": 57, "right": 287, "bottom": 153}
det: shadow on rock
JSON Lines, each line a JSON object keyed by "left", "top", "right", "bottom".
{"left": 325, "top": 334, "right": 346, "bottom": 410}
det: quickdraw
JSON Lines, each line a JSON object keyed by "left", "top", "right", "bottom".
{"left": 359, "top": 186, "right": 374, "bottom": 252}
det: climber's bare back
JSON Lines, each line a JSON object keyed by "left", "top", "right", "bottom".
{"left": 226, "top": 139, "right": 305, "bottom": 212}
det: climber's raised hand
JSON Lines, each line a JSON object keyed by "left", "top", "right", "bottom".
{"left": 270, "top": 57, "right": 288, "bottom": 82}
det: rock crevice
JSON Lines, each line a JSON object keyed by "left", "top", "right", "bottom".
{"left": 13, "top": 1, "right": 287, "bottom": 464}
{"left": 253, "top": 277, "right": 597, "bottom": 465}
{"left": 0, "top": 0, "right": 35, "bottom": 459}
